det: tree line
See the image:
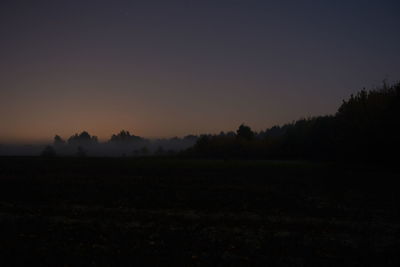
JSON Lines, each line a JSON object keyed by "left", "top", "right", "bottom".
{"left": 184, "top": 82, "right": 400, "bottom": 162}
{"left": 41, "top": 82, "right": 399, "bottom": 161}
{"left": 42, "top": 130, "right": 198, "bottom": 157}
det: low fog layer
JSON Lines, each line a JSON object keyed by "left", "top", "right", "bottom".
{"left": 0, "top": 131, "right": 198, "bottom": 157}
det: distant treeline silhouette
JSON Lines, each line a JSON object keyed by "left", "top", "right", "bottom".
{"left": 42, "top": 130, "right": 198, "bottom": 157}
{"left": 31, "top": 82, "right": 398, "bottom": 159}
{"left": 184, "top": 82, "right": 400, "bottom": 162}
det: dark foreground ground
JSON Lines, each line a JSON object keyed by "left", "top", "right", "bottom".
{"left": 0, "top": 157, "right": 399, "bottom": 266}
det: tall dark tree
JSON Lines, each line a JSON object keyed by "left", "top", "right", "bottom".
{"left": 236, "top": 124, "right": 255, "bottom": 141}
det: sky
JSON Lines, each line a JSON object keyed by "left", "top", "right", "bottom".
{"left": 1, "top": 0, "right": 399, "bottom": 143}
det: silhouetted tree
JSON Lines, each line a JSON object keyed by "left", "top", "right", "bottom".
{"left": 68, "top": 131, "right": 98, "bottom": 146}
{"left": 237, "top": 124, "right": 255, "bottom": 140}
{"left": 109, "top": 130, "right": 142, "bottom": 143}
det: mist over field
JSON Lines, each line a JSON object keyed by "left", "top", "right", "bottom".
{"left": 0, "top": 135, "right": 198, "bottom": 157}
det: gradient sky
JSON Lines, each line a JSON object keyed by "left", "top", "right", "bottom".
{"left": 1, "top": 0, "right": 399, "bottom": 143}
